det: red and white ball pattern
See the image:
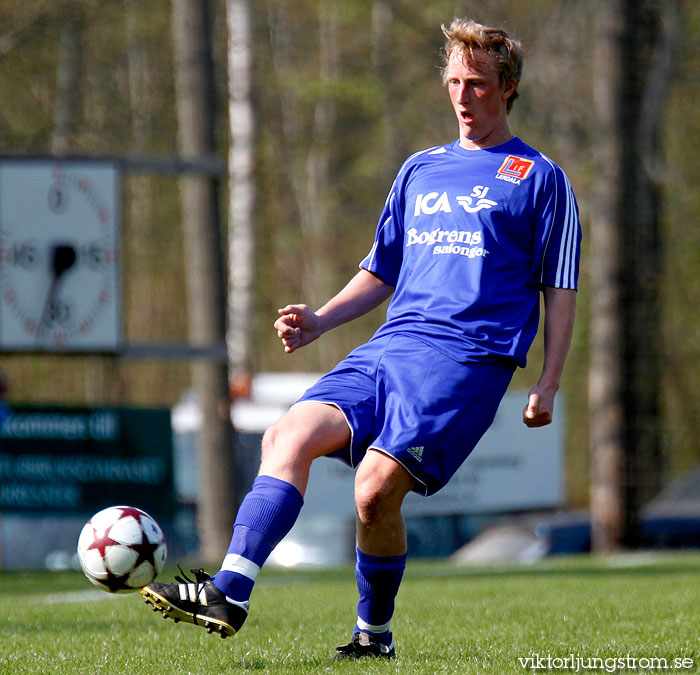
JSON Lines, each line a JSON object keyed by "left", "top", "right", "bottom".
{"left": 77, "top": 505, "right": 167, "bottom": 593}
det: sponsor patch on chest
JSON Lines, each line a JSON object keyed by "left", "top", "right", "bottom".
{"left": 495, "top": 155, "right": 535, "bottom": 184}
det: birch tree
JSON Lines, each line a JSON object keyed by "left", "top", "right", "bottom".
{"left": 301, "top": 1, "right": 339, "bottom": 319}
{"left": 51, "top": 4, "right": 82, "bottom": 155}
{"left": 266, "top": 1, "right": 340, "bottom": 367}
{"left": 226, "top": 0, "right": 255, "bottom": 383}
{"left": 371, "top": 0, "right": 399, "bottom": 185}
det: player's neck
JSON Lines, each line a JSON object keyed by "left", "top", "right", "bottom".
{"left": 459, "top": 125, "right": 513, "bottom": 151}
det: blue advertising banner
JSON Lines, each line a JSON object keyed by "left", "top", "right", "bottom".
{"left": 0, "top": 406, "right": 174, "bottom": 517}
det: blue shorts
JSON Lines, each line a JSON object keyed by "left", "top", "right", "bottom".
{"left": 296, "top": 334, "right": 515, "bottom": 496}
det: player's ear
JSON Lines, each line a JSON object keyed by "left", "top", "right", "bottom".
{"left": 502, "top": 79, "right": 516, "bottom": 101}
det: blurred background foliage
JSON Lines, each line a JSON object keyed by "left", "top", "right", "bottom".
{"left": 0, "top": 0, "right": 698, "bottom": 508}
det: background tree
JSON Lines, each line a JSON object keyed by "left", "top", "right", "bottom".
{"left": 589, "top": 0, "right": 626, "bottom": 552}
{"left": 171, "top": 0, "right": 235, "bottom": 561}
{"left": 226, "top": 0, "right": 255, "bottom": 386}
{"left": 51, "top": 2, "right": 83, "bottom": 155}
{"left": 589, "top": 0, "right": 682, "bottom": 551}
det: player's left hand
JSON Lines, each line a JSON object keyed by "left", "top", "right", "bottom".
{"left": 274, "top": 304, "right": 323, "bottom": 353}
{"left": 523, "top": 385, "right": 556, "bottom": 427}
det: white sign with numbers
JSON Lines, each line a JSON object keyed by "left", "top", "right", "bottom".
{"left": 0, "top": 160, "right": 120, "bottom": 350}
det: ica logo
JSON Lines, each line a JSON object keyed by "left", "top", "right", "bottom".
{"left": 414, "top": 186, "right": 498, "bottom": 216}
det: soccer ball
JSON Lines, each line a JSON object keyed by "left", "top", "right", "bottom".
{"left": 77, "top": 505, "right": 167, "bottom": 593}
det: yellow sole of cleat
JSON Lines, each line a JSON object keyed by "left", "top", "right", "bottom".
{"left": 140, "top": 587, "right": 236, "bottom": 639}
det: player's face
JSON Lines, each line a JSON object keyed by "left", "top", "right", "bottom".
{"left": 445, "top": 49, "right": 515, "bottom": 150}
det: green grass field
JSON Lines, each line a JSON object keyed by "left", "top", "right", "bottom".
{"left": 1, "top": 553, "right": 699, "bottom": 674}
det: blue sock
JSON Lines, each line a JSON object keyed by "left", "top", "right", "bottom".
{"left": 353, "top": 547, "right": 406, "bottom": 645}
{"left": 211, "top": 475, "right": 303, "bottom": 603}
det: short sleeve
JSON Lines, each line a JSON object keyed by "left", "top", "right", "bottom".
{"left": 359, "top": 177, "right": 406, "bottom": 287}
{"left": 536, "top": 164, "right": 582, "bottom": 290}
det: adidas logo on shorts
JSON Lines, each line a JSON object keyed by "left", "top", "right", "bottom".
{"left": 407, "top": 446, "right": 424, "bottom": 462}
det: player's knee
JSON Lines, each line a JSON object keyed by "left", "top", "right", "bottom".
{"left": 354, "top": 481, "right": 383, "bottom": 528}
{"left": 354, "top": 472, "right": 397, "bottom": 528}
{"left": 261, "top": 419, "right": 295, "bottom": 462}
{"left": 354, "top": 453, "right": 415, "bottom": 527}
{"left": 260, "top": 415, "right": 315, "bottom": 471}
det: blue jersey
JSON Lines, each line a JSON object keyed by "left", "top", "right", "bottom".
{"left": 359, "top": 137, "right": 581, "bottom": 367}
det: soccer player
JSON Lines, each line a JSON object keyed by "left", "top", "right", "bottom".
{"left": 142, "top": 18, "right": 581, "bottom": 660}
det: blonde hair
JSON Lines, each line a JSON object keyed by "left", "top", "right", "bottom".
{"left": 441, "top": 18, "right": 523, "bottom": 112}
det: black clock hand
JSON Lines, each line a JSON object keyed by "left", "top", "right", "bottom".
{"left": 37, "top": 243, "right": 77, "bottom": 341}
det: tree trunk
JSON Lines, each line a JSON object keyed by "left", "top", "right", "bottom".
{"left": 266, "top": 2, "right": 339, "bottom": 367}
{"left": 589, "top": 0, "right": 626, "bottom": 553}
{"left": 589, "top": 0, "right": 680, "bottom": 551}
{"left": 619, "top": 0, "right": 680, "bottom": 544}
{"left": 51, "top": 4, "right": 82, "bottom": 155}
{"left": 371, "top": 0, "right": 400, "bottom": 184}
{"left": 226, "top": 0, "right": 255, "bottom": 382}
{"left": 123, "top": 0, "right": 172, "bottom": 404}
{"left": 302, "top": 3, "right": 338, "bottom": 318}
{"left": 171, "top": 0, "right": 235, "bottom": 563}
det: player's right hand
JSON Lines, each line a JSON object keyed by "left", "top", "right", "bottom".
{"left": 523, "top": 385, "right": 555, "bottom": 427}
{"left": 274, "top": 304, "right": 323, "bottom": 353}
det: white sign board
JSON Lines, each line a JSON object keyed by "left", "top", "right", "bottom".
{"left": 0, "top": 160, "right": 120, "bottom": 350}
{"left": 302, "top": 391, "right": 563, "bottom": 517}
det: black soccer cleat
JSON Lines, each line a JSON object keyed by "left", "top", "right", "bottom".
{"left": 331, "top": 631, "right": 396, "bottom": 660}
{"left": 140, "top": 567, "right": 248, "bottom": 639}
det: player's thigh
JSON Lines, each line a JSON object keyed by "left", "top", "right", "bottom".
{"left": 262, "top": 400, "right": 351, "bottom": 465}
